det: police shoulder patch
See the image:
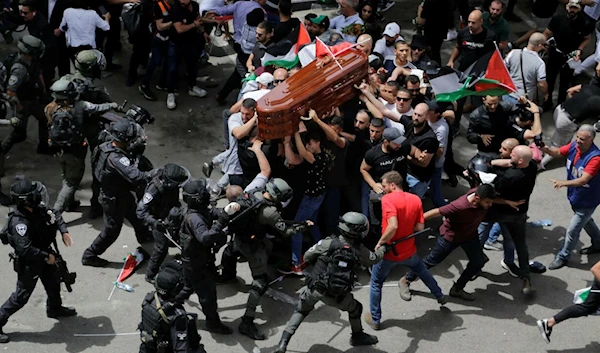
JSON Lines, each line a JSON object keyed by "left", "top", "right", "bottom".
{"left": 369, "top": 252, "right": 376, "bottom": 261}
{"left": 119, "top": 157, "right": 131, "bottom": 166}
{"left": 275, "top": 221, "right": 286, "bottom": 231}
{"left": 142, "top": 193, "right": 153, "bottom": 204}
{"left": 176, "top": 332, "right": 187, "bottom": 341}
{"left": 8, "top": 75, "right": 18, "bottom": 86}
{"left": 15, "top": 223, "right": 27, "bottom": 236}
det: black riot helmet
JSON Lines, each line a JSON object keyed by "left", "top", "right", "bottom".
{"left": 159, "top": 164, "right": 189, "bottom": 189}
{"left": 10, "top": 179, "right": 45, "bottom": 208}
{"left": 125, "top": 105, "right": 155, "bottom": 126}
{"left": 154, "top": 265, "right": 184, "bottom": 299}
{"left": 338, "top": 212, "right": 369, "bottom": 239}
{"left": 182, "top": 178, "right": 210, "bottom": 209}
{"left": 467, "top": 154, "right": 494, "bottom": 186}
{"left": 110, "top": 119, "right": 137, "bottom": 144}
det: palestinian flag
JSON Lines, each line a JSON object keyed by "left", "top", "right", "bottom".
{"left": 261, "top": 22, "right": 311, "bottom": 69}
{"left": 315, "top": 37, "right": 356, "bottom": 58}
{"left": 430, "top": 47, "right": 517, "bottom": 102}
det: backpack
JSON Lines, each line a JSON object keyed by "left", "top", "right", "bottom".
{"left": 315, "top": 237, "right": 360, "bottom": 297}
{"left": 49, "top": 109, "right": 84, "bottom": 149}
{"left": 164, "top": 206, "right": 185, "bottom": 247}
{"left": 227, "top": 192, "right": 263, "bottom": 237}
{"left": 122, "top": 3, "right": 142, "bottom": 40}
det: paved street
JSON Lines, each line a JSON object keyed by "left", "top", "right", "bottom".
{"left": 0, "top": 1, "right": 599, "bottom": 352}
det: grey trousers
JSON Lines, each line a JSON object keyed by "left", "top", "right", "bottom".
{"left": 53, "top": 148, "right": 87, "bottom": 212}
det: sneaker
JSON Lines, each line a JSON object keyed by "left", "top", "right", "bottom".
{"left": 363, "top": 312, "right": 380, "bottom": 330}
{"left": 378, "top": 0, "right": 395, "bottom": 12}
{"left": 536, "top": 319, "right": 552, "bottom": 343}
{"left": 437, "top": 295, "right": 448, "bottom": 305}
{"left": 350, "top": 331, "right": 378, "bottom": 346}
{"left": 238, "top": 316, "right": 266, "bottom": 340}
{"left": 449, "top": 284, "right": 475, "bottom": 301}
{"left": 139, "top": 85, "right": 157, "bottom": 101}
{"left": 398, "top": 277, "right": 411, "bottom": 301}
{"left": 484, "top": 241, "right": 503, "bottom": 251}
{"left": 444, "top": 29, "right": 458, "bottom": 42}
{"left": 188, "top": 86, "right": 208, "bottom": 98}
{"left": 278, "top": 263, "right": 305, "bottom": 276}
{"left": 167, "top": 93, "right": 176, "bottom": 110}
{"left": 0, "top": 329, "right": 8, "bottom": 343}
{"left": 501, "top": 259, "right": 519, "bottom": 278}
{"left": 202, "top": 161, "right": 214, "bottom": 178}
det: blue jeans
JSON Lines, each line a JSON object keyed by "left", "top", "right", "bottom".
{"left": 369, "top": 254, "right": 443, "bottom": 324}
{"left": 429, "top": 167, "right": 447, "bottom": 207}
{"left": 361, "top": 180, "right": 370, "bottom": 217}
{"left": 407, "top": 174, "right": 430, "bottom": 199}
{"left": 142, "top": 39, "right": 177, "bottom": 92}
{"left": 487, "top": 223, "right": 501, "bottom": 243}
{"left": 557, "top": 205, "right": 600, "bottom": 261}
{"left": 478, "top": 221, "right": 515, "bottom": 264}
{"left": 291, "top": 194, "right": 325, "bottom": 265}
{"left": 406, "top": 236, "right": 485, "bottom": 289}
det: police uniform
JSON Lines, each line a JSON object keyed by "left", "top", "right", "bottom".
{"left": 177, "top": 207, "right": 230, "bottom": 331}
{"left": 137, "top": 176, "right": 182, "bottom": 281}
{"left": 45, "top": 100, "right": 117, "bottom": 213}
{"left": 2, "top": 54, "right": 48, "bottom": 156}
{"left": 0, "top": 207, "right": 73, "bottom": 329}
{"left": 139, "top": 266, "right": 204, "bottom": 353}
{"left": 219, "top": 189, "right": 310, "bottom": 338}
{"left": 82, "top": 141, "right": 153, "bottom": 264}
{"left": 275, "top": 235, "right": 384, "bottom": 352}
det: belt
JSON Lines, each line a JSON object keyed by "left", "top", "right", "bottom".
{"left": 558, "top": 105, "right": 575, "bottom": 122}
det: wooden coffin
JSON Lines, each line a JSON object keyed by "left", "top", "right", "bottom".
{"left": 256, "top": 48, "right": 368, "bottom": 140}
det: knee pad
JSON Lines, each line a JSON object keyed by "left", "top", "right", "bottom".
{"left": 348, "top": 300, "right": 363, "bottom": 319}
{"left": 250, "top": 277, "right": 268, "bottom": 296}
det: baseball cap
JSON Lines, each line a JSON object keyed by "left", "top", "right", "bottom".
{"left": 256, "top": 72, "right": 274, "bottom": 86}
{"left": 383, "top": 127, "right": 406, "bottom": 145}
{"left": 568, "top": 0, "right": 581, "bottom": 8}
{"left": 426, "top": 100, "right": 442, "bottom": 113}
{"left": 410, "top": 34, "right": 427, "bottom": 50}
{"left": 383, "top": 22, "right": 401, "bottom": 38}
{"left": 310, "top": 15, "right": 330, "bottom": 28}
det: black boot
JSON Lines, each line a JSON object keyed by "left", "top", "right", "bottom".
{"left": 0, "top": 328, "right": 8, "bottom": 343}
{"left": 238, "top": 316, "right": 266, "bottom": 340}
{"left": 206, "top": 320, "right": 233, "bottom": 335}
{"left": 350, "top": 331, "right": 378, "bottom": 346}
{"left": 47, "top": 306, "right": 77, "bottom": 318}
{"left": 274, "top": 331, "right": 292, "bottom": 353}
{"left": 82, "top": 255, "right": 109, "bottom": 267}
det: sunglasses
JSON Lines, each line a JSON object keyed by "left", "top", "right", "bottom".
{"left": 396, "top": 97, "right": 411, "bottom": 102}
{"left": 274, "top": 79, "right": 284, "bottom": 84}
{"left": 411, "top": 47, "right": 424, "bottom": 51}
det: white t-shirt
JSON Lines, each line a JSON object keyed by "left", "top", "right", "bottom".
{"left": 60, "top": 8, "right": 110, "bottom": 48}
{"left": 373, "top": 36, "right": 405, "bottom": 59}
{"left": 385, "top": 107, "right": 413, "bottom": 136}
{"left": 224, "top": 113, "right": 244, "bottom": 175}
{"left": 242, "top": 88, "right": 270, "bottom": 102}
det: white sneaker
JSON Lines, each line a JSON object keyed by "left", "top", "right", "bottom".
{"left": 167, "top": 93, "right": 176, "bottom": 110}
{"left": 188, "top": 86, "right": 207, "bottom": 98}
{"left": 445, "top": 29, "right": 458, "bottom": 42}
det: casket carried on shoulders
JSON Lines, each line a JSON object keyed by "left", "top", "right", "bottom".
{"left": 256, "top": 48, "right": 368, "bottom": 140}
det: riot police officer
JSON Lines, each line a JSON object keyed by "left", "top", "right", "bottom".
{"left": 61, "top": 49, "right": 113, "bottom": 218}
{"left": 1, "top": 35, "right": 48, "bottom": 176}
{"left": 82, "top": 119, "right": 154, "bottom": 267}
{"left": 137, "top": 163, "right": 189, "bottom": 283}
{"left": 45, "top": 78, "right": 118, "bottom": 213}
{"left": 176, "top": 178, "right": 232, "bottom": 335}
{"left": 0, "top": 180, "right": 76, "bottom": 343}
{"left": 139, "top": 262, "right": 205, "bottom": 353}
{"left": 273, "top": 212, "right": 385, "bottom": 353}
{"left": 220, "top": 178, "right": 313, "bottom": 340}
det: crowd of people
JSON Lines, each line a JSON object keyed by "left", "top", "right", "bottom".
{"left": 0, "top": 0, "right": 599, "bottom": 351}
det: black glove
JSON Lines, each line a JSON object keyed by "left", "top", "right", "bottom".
{"left": 380, "top": 244, "right": 392, "bottom": 254}
{"left": 213, "top": 233, "right": 227, "bottom": 250}
{"left": 154, "top": 220, "right": 166, "bottom": 233}
{"left": 217, "top": 212, "right": 230, "bottom": 228}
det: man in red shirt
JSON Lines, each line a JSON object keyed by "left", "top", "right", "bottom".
{"left": 541, "top": 124, "right": 600, "bottom": 270}
{"left": 403, "top": 184, "right": 496, "bottom": 301}
{"left": 365, "top": 171, "right": 444, "bottom": 331}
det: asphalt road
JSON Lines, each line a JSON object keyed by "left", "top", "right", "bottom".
{"left": 0, "top": 1, "right": 598, "bottom": 353}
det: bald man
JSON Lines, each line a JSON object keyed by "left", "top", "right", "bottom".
{"left": 479, "top": 144, "right": 538, "bottom": 296}
{"left": 404, "top": 103, "right": 440, "bottom": 198}
{"left": 273, "top": 68, "right": 289, "bottom": 87}
{"left": 356, "top": 34, "right": 373, "bottom": 56}
{"left": 448, "top": 10, "right": 497, "bottom": 71}
{"left": 505, "top": 32, "right": 548, "bottom": 104}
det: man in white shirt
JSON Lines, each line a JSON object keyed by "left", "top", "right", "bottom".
{"left": 373, "top": 22, "right": 404, "bottom": 60}
{"left": 329, "top": 0, "right": 364, "bottom": 43}
{"left": 59, "top": 2, "right": 110, "bottom": 59}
